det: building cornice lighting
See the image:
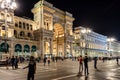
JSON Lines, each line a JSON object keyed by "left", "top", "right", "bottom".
{"left": 81, "top": 28, "right": 92, "bottom": 34}
{"left": 107, "top": 38, "right": 115, "bottom": 42}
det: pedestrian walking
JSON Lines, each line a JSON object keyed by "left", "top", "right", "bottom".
{"left": 23, "top": 56, "right": 36, "bottom": 80}
{"left": 83, "top": 55, "right": 89, "bottom": 76}
{"left": 47, "top": 57, "right": 50, "bottom": 66}
{"left": 15, "top": 56, "right": 19, "bottom": 69}
{"left": 55, "top": 57, "right": 58, "bottom": 62}
{"left": 94, "top": 56, "right": 98, "bottom": 69}
{"left": 6, "top": 57, "right": 9, "bottom": 70}
{"left": 78, "top": 55, "right": 83, "bottom": 74}
{"left": 102, "top": 57, "right": 104, "bottom": 62}
{"left": 11, "top": 56, "right": 15, "bottom": 70}
{"left": 43, "top": 57, "right": 47, "bottom": 66}
{"left": 116, "top": 57, "right": 119, "bottom": 65}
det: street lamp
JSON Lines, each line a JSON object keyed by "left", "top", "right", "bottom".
{"left": 107, "top": 38, "right": 115, "bottom": 57}
{"left": 0, "top": 0, "right": 17, "bottom": 53}
{"left": 81, "top": 28, "right": 91, "bottom": 55}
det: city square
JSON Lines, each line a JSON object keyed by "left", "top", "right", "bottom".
{"left": 0, "top": 0, "right": 120, "bottom": 80}
{"left": 0, "top": 59, "right": 120, "bottom": 80}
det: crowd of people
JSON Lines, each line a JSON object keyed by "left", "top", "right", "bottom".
{"left": 3, "top": 54, "right": 119, "bottom": 80}
{"left": 77, "top": 54, "right": 119, "bottom": 76}
{"left": 6, "top": 56, "right": 20, "bottom": 70}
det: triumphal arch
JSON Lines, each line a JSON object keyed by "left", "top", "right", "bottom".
{"left": 32, "top": 1, "right": 75, "bottom": 57}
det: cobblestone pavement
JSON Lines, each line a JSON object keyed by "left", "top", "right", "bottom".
{"left": 0, "top": 59, "right": 120, "bottom": 80}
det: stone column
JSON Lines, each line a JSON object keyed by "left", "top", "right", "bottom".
{"left": 64, "top": 40, "right": 67, "bottom": 57}
{"left": 22, "top": 44, "right": 24, "bottom": 57}
{"left": 50, "top": 39, "right": 53, "bottom": 55}
{"left": 10, "top": 38, "right": 14, "bottom": 57}
{"left": 64, "top": 22, "right": 67, "bottom": 57}
{"left": 40, "top": 37, "right": 44, "bottom": 59}
{"left": 70, "top": 42, "right": 73, "bottom": 57}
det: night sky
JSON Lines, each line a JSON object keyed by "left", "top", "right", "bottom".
{"left": 15, "top": 0, "right": 120, "bottom": 40}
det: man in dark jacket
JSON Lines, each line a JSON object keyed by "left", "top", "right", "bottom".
{"left": 11, "top": 56, "right": 15, "bottom": 70}
{"left": 23, "top": 56, "right": 36, "bottom": 80}
{"left": 94, "top": 57, "right": 98, "bottom": 69}
{"left": 84, "top": 55, "right": 89, "bottom": 76}
{"left": 15, "top": 56, "right": 19, "bottom": 69}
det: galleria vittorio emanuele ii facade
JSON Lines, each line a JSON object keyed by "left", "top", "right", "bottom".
{"left": 0, "top": 0, "right": 119, "bottom": 59}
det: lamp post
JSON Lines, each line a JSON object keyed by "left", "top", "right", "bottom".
{"left": 107, "top": 38, "right": 115, "bottom": 57}
{"left": 81, "top": 28, "right": 91, "bottom": 56}
{"left": 0, "top": 0, "right": 17, "bottom": 54}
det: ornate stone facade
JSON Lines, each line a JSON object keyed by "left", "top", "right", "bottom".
{"left": 0, "top": 1, "right": 74, "bottom": 58}
{"left": 74, "top": 27, "right": 108, "bottom": 57}
{"left": 0, "top": 1, "right": 119, "bottom": 59}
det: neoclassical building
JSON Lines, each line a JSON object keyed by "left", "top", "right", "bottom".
{"left": 0, "top": 1, "right": 74, "bottom": 58}
{"left": 74, "top": 27, "right": 108, "bottom": 57}
{"left": 0, "top": 1, "right": 119, "bottom": 59}
{"left": 107, "top": 41, "right": 120, "bottom": 57}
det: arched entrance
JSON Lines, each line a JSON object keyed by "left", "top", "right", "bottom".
{"left": 24, "top": 45, "right": 30, "bottom": 53}
{"left": 31, "top": 45, "right": 37, "bottom": 52}
{"left": 15, "top": 44, "right": 22, "bottom": 56}
{"left": 53, "top": 23, "right": 64, "bottom": 57}
{"left": 0, "top": 43, "right": 9, "bottom": 52}
{"left": 23, "top": 45, "right": 30, "bottom": 57}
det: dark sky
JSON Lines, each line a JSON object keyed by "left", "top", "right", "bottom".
{"left": 15, "top": 0, "right": 120, "bottom": 40}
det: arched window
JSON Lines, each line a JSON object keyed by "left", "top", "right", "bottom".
{"left": 20, "top": 31, "right": 25, "bottom": 37}
{"left": 15, "top": 23, "right": 18, "bottom": 27}
{"left": 27, "top": 33, "right": 31, "bottom": 37}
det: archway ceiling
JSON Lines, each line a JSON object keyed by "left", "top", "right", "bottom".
{"left": 54, "top": 23, "right": 64, "bottom": 35}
